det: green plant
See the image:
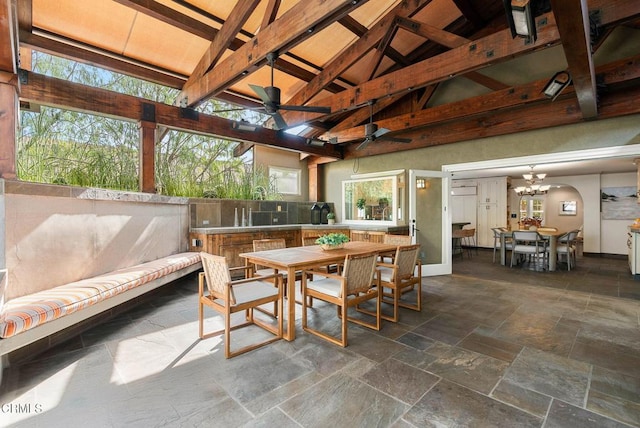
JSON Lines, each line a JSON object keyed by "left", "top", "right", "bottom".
{"left": 356, "top": 198, "right": 366, "bottom": 210}
{"left": 315, "top": 233, "right": 349, "bottom": 246}
{"left": 326, "top": 212, "right": 335, "bottom": 220}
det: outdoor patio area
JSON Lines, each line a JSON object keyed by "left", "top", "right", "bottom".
{"left": 1, "top": 250, "right": 639, "bottom": 427}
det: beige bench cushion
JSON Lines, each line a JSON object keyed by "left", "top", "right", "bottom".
{"left": 0, "top": 252, "right": 201, "bottom": 339}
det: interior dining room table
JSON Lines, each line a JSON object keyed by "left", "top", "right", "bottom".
{"left": 240, "top": 241, "right": 397, "bottom": 341}
{"left": 500, "top": 228, "right": 566, "bottom": 271}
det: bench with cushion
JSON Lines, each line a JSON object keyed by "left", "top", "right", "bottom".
{"left": 0, "top": 252, "right": 201, "bottom": 380}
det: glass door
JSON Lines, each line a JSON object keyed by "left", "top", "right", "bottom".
{"left": 409, "top": 169, "right": 451, "bottom": 276}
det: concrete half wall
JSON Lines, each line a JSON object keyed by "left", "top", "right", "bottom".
{"left": 1, "top": 181, "right": 190, "bottom": 301}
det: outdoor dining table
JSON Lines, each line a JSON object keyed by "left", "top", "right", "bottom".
{"left": 240, "top": 241, "right": 397, "bottom": 341}
{"left": 500, "top": 229, "right": 566, "bottom": 271}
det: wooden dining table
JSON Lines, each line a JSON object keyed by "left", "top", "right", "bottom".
{"left": 240, "top": 241, "right": 397, "bottom": 341}
{"left": 500, "top": 229, "right": 566, "bottom": 271}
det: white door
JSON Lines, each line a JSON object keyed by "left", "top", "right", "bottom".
{"left": 409, "top": 169, "right": 451, "bottom": 276}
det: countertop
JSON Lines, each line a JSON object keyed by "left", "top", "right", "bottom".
{"left": 190, "top": 223, "right": 409, "bottom": 233}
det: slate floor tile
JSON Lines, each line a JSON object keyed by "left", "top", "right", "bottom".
{"left": 360, "top": 358, "right": 439, "bottom": 404}
{"left": 279, "top": 374, "right": 408, "bottom": 427}
{"left": 504, "top": 347, "right": 590, "bottom": 407}
{"left": 403, "top": 380, "right": 542, "bottom": 427}
{"left": 425, "top": 346, "right": 510, "bottom": 394}
{"left": 545, "top": 399, "right": 631, "bottom": 428}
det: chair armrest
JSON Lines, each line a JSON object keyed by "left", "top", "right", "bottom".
{"left": 376, "top": 262, "right": 396, "bottom": 269}
{"left": 305, "top": 270, "right": 343, "bottom": 281}
{"left": 230, "top": 273, "right": 283, "bottom": 287}
{"left": 229, "top": 265, "right": 254, "bottom": 276}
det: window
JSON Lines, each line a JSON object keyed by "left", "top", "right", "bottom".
{"left": 519, "top": 197, "right": 545, "bottom": 222}
{"left": 269, "top": 166, "right": 301, "bottom": 195}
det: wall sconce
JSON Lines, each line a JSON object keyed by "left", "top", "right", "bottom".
{"left": 232, "top": 120, "right": 258, "bottom": 132}
{"left": 543, "top": 71, "right": 572, "bottom": 101}
{"left": 416, "top": 178, "right": 426, "bottom": 189}
{"left": 504, "top": 0, "right": 536, "bottom": 43}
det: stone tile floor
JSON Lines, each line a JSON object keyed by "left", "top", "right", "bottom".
{"left": 1, "top": 250, "right": 639, "bottom": 427}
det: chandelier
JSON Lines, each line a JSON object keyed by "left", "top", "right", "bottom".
{"left": 514, "top": 165, "right": 550, "bottom": 196}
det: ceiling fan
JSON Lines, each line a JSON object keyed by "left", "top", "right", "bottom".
{"left": 214, "top": 52, "right": 331, "bottom": 130}
{"left": 356, "top": 101, "right": 411, "bottom": 150}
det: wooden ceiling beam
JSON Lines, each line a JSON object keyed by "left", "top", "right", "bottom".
{"left": 183, "top": 0, "right": 260, "bottom": 91}
{"left": 176, "top": 0, "right": 366, "bottom": 108}
{"left": 366, "top": 22, "right": 399, "bottom": 80}
{"left": 324, "top": 53, "right": 640, "bottom": 143}
{"left": 280, "top": 0, "right": 431, "bottom": 124}
{"left": 259, "top": 0, "right": 281, "bottom": 32}
{"left": 450, "top": 0, "right": 485, "bottom": 29}
{"left": 339, "top": 14, "right": 409, "bottom": 67}
{"left": 0, "top": 0, "right": 18, "bottom": 74}
{"left": 18, "top": 71, "right": 343, "bottom": 159}
{"left": 395, "top": 17, "right": 509, "bottom": 90}
{"left": 550, "top": 0, "right": 597, "bottom": 119}
{"left": 342, "top": 84, "right": 640, "bottom": 159}
{"left": 16, "top": 0, "right": 30, "bottom": 31}
{"left": 113, "top": 0, "right": 345, "bottom": 96}
{"left": 330, "top": 94, "right": 404, "bottom": 133}
{"left": 588, "top": 0, "right": 640, "bottom": 27}
{"left": 290, "top": 12, "right": 560, "bottom": 125}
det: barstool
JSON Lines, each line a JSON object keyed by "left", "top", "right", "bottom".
{"left": 452, "top": 229, "right": 466, "bottom": 258}
{"left": 461, "top": 228, "right": 477, "bottom": 257}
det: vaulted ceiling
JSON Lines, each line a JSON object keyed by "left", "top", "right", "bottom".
{"left": 8, "top": 0, "right": 640, "bottom": 161}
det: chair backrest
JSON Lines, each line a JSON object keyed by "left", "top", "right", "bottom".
{"left": 200, "top": 252, "right": 234, "bottom": 304}
{"left": 559, "top": 230, "right": 579, "bottom": 244}
{"left": 394, "top": 244, "right": 420, "bottom": 280}
{"left": 302, "top": 236, "right": 319, "bottom": 246}
{"left": 452, "top": 229, "right": 466, "bottom": 238}
{"left": 253, "top": 238, "right": 286, "bottom": 251}
{"left": 512, "top": 230, "right": 543, "bottom": 243}
{"left": 461, "top": 228, "right": 475, "bottom": 238}
{"left": 492, "top": 227, "right": 509, "bottom": 237}
{"left": 383, "top": 234, "right": 412, "bottom": 245}
{"left": 341, "top": 252, "right": 378, "bottom": 296}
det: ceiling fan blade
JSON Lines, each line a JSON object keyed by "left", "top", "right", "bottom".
{"left": 210, "top": 106, "right": 265, "bottom": 113}
{"left": 271, "top": 111, "right": 289, "bottom": 130}
{"left": 373, "top": 127, "right": 390, "bottom": 138}
{"left": 356, "top": 138, "right": 371, "bottom": 150}
{"left": 248, "top": 84, "right": 272, "bottom": 104}
{"left": 278, "top": 104, "right": 331, "bottom": 114}
{"left": 374, "top": 127, "right": 412, "bottom": 143}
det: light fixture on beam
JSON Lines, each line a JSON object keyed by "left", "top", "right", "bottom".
{"left": 306, "top": 138, "right": 326, "bottom": 147}
{"left": 543, "top": 71, "right": 572, "bottom": 101}
{"left": 416, "top": 178, "right": 426, "bottom": 189}
{"left": 231, "top": 120, "right": 258, "bottom": 132}
{"left": 504, "top": 0, "right": 536, "bottom": 43}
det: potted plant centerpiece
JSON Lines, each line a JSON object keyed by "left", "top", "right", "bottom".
{"left": 315, "top": 232, "right": 349, "bottom": 250}
{"left": 326, "top": 212, "right": 336, "bottom": 225}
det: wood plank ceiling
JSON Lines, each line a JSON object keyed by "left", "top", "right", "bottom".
{"left": 10, "top": 0, "right": 640, "bottom": 160}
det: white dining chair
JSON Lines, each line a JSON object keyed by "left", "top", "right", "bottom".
{"left": 510, "top": 230, "right": 547, "bottom": 269}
